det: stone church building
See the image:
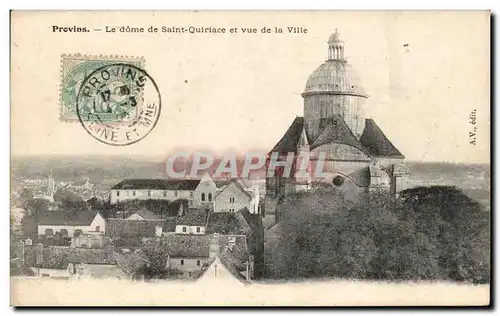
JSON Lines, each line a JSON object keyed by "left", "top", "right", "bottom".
{"left": 265, "top": 30, "right": 410, "bottom": 218}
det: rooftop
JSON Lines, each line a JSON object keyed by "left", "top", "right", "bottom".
{"left": 111, "top": 179, "right": 201, "bottom": 191}
{"left": 38, "top": 210, "right": 99, "bottom": 226}
{"left": 176, "top": 209, "right": 208, "bottom": 226}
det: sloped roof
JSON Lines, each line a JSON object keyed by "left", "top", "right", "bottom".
{"left": 214, "top": 180, "right": 230, "bottom": 188}
{"left": 128, "top": 209, "right": 160, "bottom": 220}
{"left": 214, "top": 180, "right": 252, "bottom": 200}
{"left": 311, "top": 115, "right": 369, "bottom": 154}
{"left": 107, "top": 218, "right": 165, "bottom": 238}
{"left": 219, "top": 248, "right": 249, "bottom": 283}
{"left": 161, "top": 234, "right": 211, "bottom": 258}
{"left": 269, "top": 117, "right": 305, "bottom": 154}
{"left": 25, "top": 246, "right": 114, "bottom": 269}
{"left": 218, "top": 235, "right": 248, "bottom": 260}
{"left": 269, "top": 116, "right": 404, "bottom": 159}
{"left": 239, "top": 208, "right": 261, "bottom": 230}
{"left": 177, "top": 209, "right": 208, "bottom": 226}
{"left": 194, "top": 236, "right": 250, "bottom": 283}
{"left": 113, "top": 249, "right": 150, "bottom": 276}
{"left": 111, "top": 179, "right": 200, "bottom": 191}
{"left": 38, "top": 210, "right": 99, "bottom": 226}
{"left": 360, "top": 119, "right": 404, "bottom": 158}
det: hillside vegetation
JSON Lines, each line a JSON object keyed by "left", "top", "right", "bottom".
{"left": 266, "top": 186, "right": 490, "bottom": 283}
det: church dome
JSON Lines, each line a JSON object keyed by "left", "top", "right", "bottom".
{"left": 303, "top": 60, "right": 368, "bottom": 97}
{"left": 303, "top": 30, "right": 368, "bottom": 98}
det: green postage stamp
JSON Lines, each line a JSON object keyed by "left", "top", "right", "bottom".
{"left": 59, "top": 54, "right": 145, "bottom": 122}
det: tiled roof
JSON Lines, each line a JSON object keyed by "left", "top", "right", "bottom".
{"left": 269, "top": 116, "right": 405, "bottom": 160}
{"left": 214, "top": 180, "right": 230, "bottom": 188}
{"left": 176, "top": 209, "right": 208, "bottom": 226}
{"left": 111, "top": 179, "right": 201, "bottom": 191}
{"left": 360, "top": 119, "right": 404, "bottom": 158}
{"left": 38, "top": 210, "right": 99, "bottom": 226}
{"left": 214, "top": 180, "right": 252, "bottom": 200}
{"left": 161, "top": 234, "right": 211, "bottom": 258}
{"left": 206, "top": 212, "right": 251, "bottom": 235}
{"left": 269, "top": 117, "right": 305, "bottom": 154}
{"left": 311, "top": 115, "right": 370, "bottom": 155}
{"left": 25, "top": 246, "right": 114, "bottom": 269}
{"left": 113, "top": 249, "right": 150, "bottom": 276}
{"left": 239, "top": 208, "right": 261, "bottom": 230}
{"left": 219, "top": 248, "right": 249, "bottom": 283}
{"left": 107, "top": 218, "right": 166, "bottom": 238}
{"left": 218, "top": 235, "right": 248, "bottom": 258}
{"left": 194, "top": 236, "right": 250, "bottom": 283}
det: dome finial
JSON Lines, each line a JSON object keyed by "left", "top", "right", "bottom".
{"left": 328, "top": 29, "right": 345, "bottom": 60}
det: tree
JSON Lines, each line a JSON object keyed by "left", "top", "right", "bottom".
{"left": 265, "top": 185, "right": 490, "bottom": 283}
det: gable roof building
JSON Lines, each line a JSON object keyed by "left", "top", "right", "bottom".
{"left": 37, "top": 210, "right": 105, "bottom": 237}
{"left": 109, "top": 179, "right": 201, "bottom": 205}
{"left": 38, "top": 210, "right": 100, "bottom": 226}
{"left": 111, "top": 179, "right": 201, "bottom": 191}
{"left": 126, "top": 208, "right": 161, "bottom": 221}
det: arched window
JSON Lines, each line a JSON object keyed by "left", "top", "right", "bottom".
{"left": 201, "top": 193, "right": 206, "bottom": 202}
{"left": 208, "top": 193, "right": 212, "bottom": 202}
{"left": 95, "top": 225, "right": 100, "bottom": 232}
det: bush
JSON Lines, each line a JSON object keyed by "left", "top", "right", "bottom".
{"left": 265, "top": 185, "right": 490, "bottom": 283}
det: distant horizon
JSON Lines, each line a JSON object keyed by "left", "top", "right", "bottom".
{"left": 10, "top": 153, "right": 491, "bottom": 166}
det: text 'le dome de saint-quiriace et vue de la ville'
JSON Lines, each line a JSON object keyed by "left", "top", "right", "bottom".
{"left": 10, "top": 28, "right": 490, "bottom": 298}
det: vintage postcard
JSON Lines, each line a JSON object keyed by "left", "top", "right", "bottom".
{"left": 10, "top": 11, "right": 490, "bottom": 306}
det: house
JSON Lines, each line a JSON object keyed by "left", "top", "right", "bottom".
{"left": 126, "top": 209, "right": 160, "bottom": 221}
{"left": 23, "top": 244, "right": 126, "bottom": 279}
{"left": 214, "top": 180, "right": 253, "bottom": 213}
{"left": 175, "top": 209, "right": 208, "bottom": 235}
{"left": 196, "top": 248, "right": 251, "bottom": 285}
{"left": 37, "top": 210, "right": 105, "bottom": 237}
{"left": 159, "top": 233, "right": 250, "bottom": 279}
{"left": 162, "top": 234, "right": 212, "bottom": 277}
{"left": 110, "top": 176, "right": 221, "bottom": 208}
{"left": 109, "top": 179, "right": 201, "bottom": 205}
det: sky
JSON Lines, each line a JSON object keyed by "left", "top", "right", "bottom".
{"left": 11, "top": 11, "right": 490, "bottom": 163}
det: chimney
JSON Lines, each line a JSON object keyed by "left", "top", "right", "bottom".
{"left": 209, "top": 233, "right": 220, "bottom": 258}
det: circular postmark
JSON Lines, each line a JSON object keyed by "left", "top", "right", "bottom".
{"left": 76, "top": 63, "right": 161, "bottom": 146}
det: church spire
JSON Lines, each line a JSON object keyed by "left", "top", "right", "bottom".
{"left": 327, "top": 29, "right": 345, "bottom": 61}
